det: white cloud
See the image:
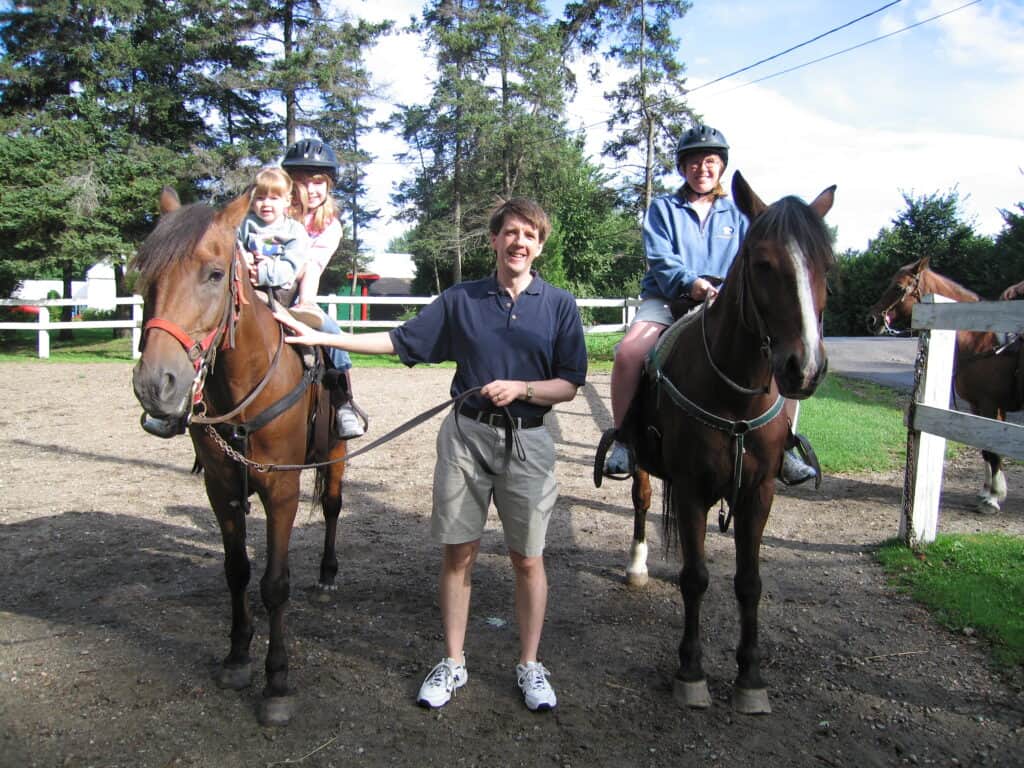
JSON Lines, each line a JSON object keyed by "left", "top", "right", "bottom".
{"left": 692, "top": 83, "right": 1023, "bottom": 253}
{"left": 344, "top": 0, "right": 1024, "bottom": 257}
{"left": 924, "top": 0, "right": 1024, "bottom": 72}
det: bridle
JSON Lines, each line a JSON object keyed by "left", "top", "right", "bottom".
{"left": 139, "top": 245, "right": 251, "bottom": 419}
{"left": 873, "top": 274, "right": 921, "bottom": 336}
{"left": 700, "top": 245, "right": 774, "bottom": 396}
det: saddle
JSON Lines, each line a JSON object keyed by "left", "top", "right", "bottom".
{"left": 595, "top": 309, "right": 703, "bottom": 486}
{"left": 254, "top": 286, "right": 363, "bottom": 459}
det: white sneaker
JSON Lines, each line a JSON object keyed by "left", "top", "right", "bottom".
{"left": 779, "top": 448, "right": 816, "bottom": 486}
{"left": 516, "top": 662, "right": 557, "bottom": 711}
{"left": 336, "top": 403, "right": 364, "bottom": 439}
{"left": 417, "top": 657, "right": 467, "bottom": 708}
{"left": 603, "top": 440, "right": 633, "bottom": 476}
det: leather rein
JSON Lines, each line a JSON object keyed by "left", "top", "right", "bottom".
{"left": 140, "top": 248, "right": 524, "bottom": 479}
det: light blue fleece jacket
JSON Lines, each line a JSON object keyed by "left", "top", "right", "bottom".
{"left": 640, "top": 191, "right": 749, "bottom": 300}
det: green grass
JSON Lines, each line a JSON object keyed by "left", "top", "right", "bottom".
{"left": 876, "top": 534, "right": 1024, "bottom": 667}
{"left": 0, "top": 328, "right": 136, "bottom": 363}
{"left": 798, "top": 374, "right": 909, "bottom": 474}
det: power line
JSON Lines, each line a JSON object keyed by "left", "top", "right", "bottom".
{"left": 552, "top": 2, "right": 913, "bottom": 148}
{"left": 707, "top": 0, "right": 984, "bottom": 96}
{"left": 366, "top": 0, "right": 982, "bottom": 169}
{"left": 687, "top": 0, "right": 904, "bottom": 94}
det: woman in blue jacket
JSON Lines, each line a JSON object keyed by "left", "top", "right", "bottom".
{"left": 604, "top": 124, "right": 817, "bottom": 485}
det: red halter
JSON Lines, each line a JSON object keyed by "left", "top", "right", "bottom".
{"left": 140, "top": 246, "right": 250, "bottom": 408}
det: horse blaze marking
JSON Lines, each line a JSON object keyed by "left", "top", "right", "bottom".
{"left": 787, "top": 238, "right": 821, "bottom": 380}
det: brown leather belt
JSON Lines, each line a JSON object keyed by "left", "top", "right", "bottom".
{"left": 458, "top": 404, "right": 544, "bottom": 430}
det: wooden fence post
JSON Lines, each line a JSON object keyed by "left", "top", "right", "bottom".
{"left": 37, "top": 308, "right": 50, "bottom": 359}
{"left": 132, "top": 300, "right": 143, "bottom": 360}
{"left": 900, "top": 295, "right": 955, "bottom": 546}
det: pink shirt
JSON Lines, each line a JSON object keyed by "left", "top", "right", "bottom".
{"left": 304, "top": 214, "right": 343, "bottom": 272}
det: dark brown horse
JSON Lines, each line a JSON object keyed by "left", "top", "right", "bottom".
{"left": 131, "top": 189, "right": 347, "bottom": 726}
{"left": 609, "top": 172, "right": 835, "bottom": 714}
{"left": 866, "top": 257, "right": 1022, "bottom": 514}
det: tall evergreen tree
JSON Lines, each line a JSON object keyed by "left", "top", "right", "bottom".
{"left": 561, "top": 0, "right": 693, "bottom": 213}
{"left": 394, "top": 0, "right": 578, "bottom": 287}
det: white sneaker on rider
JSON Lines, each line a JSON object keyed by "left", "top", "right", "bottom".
{"left": 336, "top": 403, "right": 364, "bottom": 439}
{"left": 603, "top": 440, "right": 633, "bottom": 476}
{"left": 780, "top": 448, "right": 816, "bottom": 485}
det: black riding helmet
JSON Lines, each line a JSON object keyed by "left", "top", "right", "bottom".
{"left": 281, "top": 138, "right": 339, "bottom": 183}
{"left": 675, "top": 125, "right": 729, "bottom": 171}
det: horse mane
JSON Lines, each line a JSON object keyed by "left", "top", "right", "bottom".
{"left": 746, "top": 195, "right": 836, "bottom": 272}
{"left": 917, "top": 264, "right": 980, "bottom": 302}
{"left": 131, "top": 203, "right": 219, "bottom": 292}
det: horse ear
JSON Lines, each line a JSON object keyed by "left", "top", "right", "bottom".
{"left": 809, "top": 185, "right": 836, "bottom": 218}
{"left": 159, "top": 186, "right": 181, "bottom": 214}
{"left": 222, "top": 191, "right": 252, "bottom": 228}
{"left": 731, "top": 171, "right": 767, "bottom": 219}
{"left": 915, "top": 256, "right": 931, "bottom": 273}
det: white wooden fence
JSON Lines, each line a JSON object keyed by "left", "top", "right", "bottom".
{"left": 0, "top": 295, "right": 642, "bottom": 360}
{"left": 901, "top": 295, "right": 1024, "bottom": 546}
{"left": 0, "top": 297, "right": 145, "bottom": 359}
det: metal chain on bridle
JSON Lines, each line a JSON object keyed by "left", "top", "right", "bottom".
{"left": 202, "top": 386, "right": 526, "bottom": 475}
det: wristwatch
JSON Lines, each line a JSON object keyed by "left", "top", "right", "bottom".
{"left": 525, "top": 383, "right": 534, "bottom": 401}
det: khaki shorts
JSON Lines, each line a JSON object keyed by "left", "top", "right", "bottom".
{"left": 431, "top": 410, "right": 557, "bottom": 557}
{"left": 633, "top": 296, "right": 674, "bottom": 326}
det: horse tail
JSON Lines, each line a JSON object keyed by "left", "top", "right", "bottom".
{"left": 661, "top": 478, "right": 680, "bottom": 556}
{"left": 312, "top": 465, "right": 328, "bottom": 513}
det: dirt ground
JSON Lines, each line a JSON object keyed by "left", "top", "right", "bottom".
{"left": 1, "top": 363, "right": 1022, "bottom": 768}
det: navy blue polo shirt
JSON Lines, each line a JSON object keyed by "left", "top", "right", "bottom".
{"left": 389, "top": 272, "right": 588, "bottom": 419}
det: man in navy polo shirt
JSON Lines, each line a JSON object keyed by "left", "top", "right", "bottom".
{"left": 274, "top": 197, "right": 587, "bottom": 712}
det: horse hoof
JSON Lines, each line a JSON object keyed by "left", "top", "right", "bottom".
{"left": 625, "top": 569, "right": 649, "bottom": 589}
{"left": 733, "top": 687, "right": 771, "bottom": 715}
{"left": 313, "top": 583, "right": 337, "bottom": 602}
{"left": 216, "top": 663, "right": 252, "bottom": 690}
{"left": 672, "top": 678, "right": 712, "bottom": 709}
{"left": 259, "top": 695, "right": 295, "bottom": 727}
{"left": 975, "top": 499, "right": 1000, "bottom": 516}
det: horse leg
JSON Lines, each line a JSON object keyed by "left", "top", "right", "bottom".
{"left": 208, "top": 481, "right": 255, "bottom": 691}
{"left": 257, "top": 476, "right": 300, "bottom": 727}
{"left": 626, "top": 470, "right": 653, "bottom": 588}
{"left": 976, "top": 450, "right": 1005, "bottom": 515}
{"left": 731, "top": 485, "right": 772, "bottom": 715}
{"left": 671, "top": 492, "right": 712, "bottom": 709}
{"left": 314, "top": 447, "right": 346, "bottom": 597}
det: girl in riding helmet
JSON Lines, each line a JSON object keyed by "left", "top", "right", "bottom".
{"left": 603, "top": 124, "right": 817, "bottom": 485}
{"left": 282, "top": 138, "right": 366, "bottom": 439}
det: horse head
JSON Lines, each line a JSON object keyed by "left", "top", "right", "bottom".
{"left": 865, "top": 257, "right": 931, "bottom": 335}
{"left": 131, "top": 189, "right": 251, "bottom": 432}
{"left": 731, "top": 171, "right": 836, "bottom": 399}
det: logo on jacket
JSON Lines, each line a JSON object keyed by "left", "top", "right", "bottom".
{"left": 721, "top": 226, "right": 735, "bottom": 236}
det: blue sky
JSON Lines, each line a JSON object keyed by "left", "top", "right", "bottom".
{"left": 355, "top": 0, "right": 1024, "bottom": 258}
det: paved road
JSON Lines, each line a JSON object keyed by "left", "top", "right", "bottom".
{"left": 824, "top": 336, "right": 917, "bottom": 391}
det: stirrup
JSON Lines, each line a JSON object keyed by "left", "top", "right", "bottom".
{"left": 779, "top": 432, "right": 822, "bottom": 489}
{"left": 594, "top": 429, "right": 633, "bottom": 487}
{"left": 594, "top": 428, "right": 616, "bottom": 488}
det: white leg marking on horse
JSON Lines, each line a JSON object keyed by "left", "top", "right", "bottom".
{"left": 992, "top": 468, "right": 1008, "bottom": 502}
{"left": 626, "top": 540, "right": 649, "bottom": 587}
{"left": 787, "top": 239, "right": 821, "bottom": 385}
